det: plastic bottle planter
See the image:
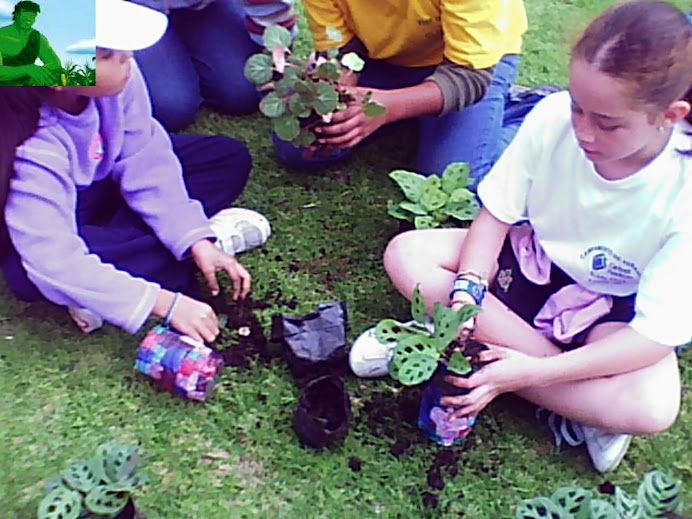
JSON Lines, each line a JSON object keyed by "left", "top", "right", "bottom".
{"left": 135, "top": 325, "right": 224, "bottom": 401}
{"left": 418, "top": 364, "right": 476, "bottom": 447}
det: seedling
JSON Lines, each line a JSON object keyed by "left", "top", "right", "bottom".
{"left": 375, "top": 284, "right": 482, "bottom": 386}
{"left": 515, "top": 469, "right": 685, "bottom": 519}
{"left": 244, "top": 25, "right": 386, "bottom": 147}
{"left": 37, "top": 441, "right": 146, "bottom": 519}
{"left": 388, "top": 162, "right": 480, "bottom": 229}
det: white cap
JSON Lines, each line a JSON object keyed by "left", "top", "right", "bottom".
{"left": 96, "top": 0, "right": 167, "bottom": 51}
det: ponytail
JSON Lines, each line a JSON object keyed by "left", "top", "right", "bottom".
{"left": 0, "top": 88, "right": 48, "bottom": 259}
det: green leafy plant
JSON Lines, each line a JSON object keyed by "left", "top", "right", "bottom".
{"left": 37, "top": 441, "right": 146, "bottom": 519}
{"left": 59, "top": 60, "right": 96, "bottom": 86}
{"left": 387, "top": 162, "right": 480, "bottom": 229}
{"left": 515, "top": 470, "right": 686, "bottom": 519}
{"left": 375, "top": 284, "right": 482, "bottom": 386}
{"left": 243, "top": 25, "right": 386, "bottom": 147}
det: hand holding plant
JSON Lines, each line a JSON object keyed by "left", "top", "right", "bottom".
{"left": 244, "top": 25, "right": 386, "bottom": 148}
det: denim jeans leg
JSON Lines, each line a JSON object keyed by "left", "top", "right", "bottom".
{"left": 174, "top": 0, "right": 263, "bottom": 116}
{"left": 415, "top": 54, "right": 520, "bottom": 191}
{"left": 134, "top": 23, "right": 202, "bottom": 132}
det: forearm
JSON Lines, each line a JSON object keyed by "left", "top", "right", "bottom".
{"left": 377, "top": 81, "right": 444, "bottom": 123}
{"left": 534, "top": 326, "right": 673, "bottom": 386}
{"left": 0, "top": 64, "right": 30, "bottom": 81}
{"left": 152, "top": 288, "right": 177, "bottom": 319}
{"left": 456, "top": 207, "right": 510, "bottom": 280}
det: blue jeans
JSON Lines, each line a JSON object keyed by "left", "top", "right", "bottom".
{"left": 134, "top": 0, "right": 262, "bottom": 131}
{"left": 274, "top": 54, "right": 520, "bottom": 190}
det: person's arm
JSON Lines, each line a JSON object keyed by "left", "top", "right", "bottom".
{"left": 109, "top": 61, "right": 215, "bottom": 260}
{"left": 38, "top": 33, "right": 61, "bottom": 70}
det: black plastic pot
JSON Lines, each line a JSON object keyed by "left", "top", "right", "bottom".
{"left": 292, "top": 374, "right": 352, "bottom": 448}
{"left": 113, "top": 499, "right": 144, "bottom": 519}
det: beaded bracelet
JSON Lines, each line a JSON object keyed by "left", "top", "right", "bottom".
{"left": 164, "top": 292, "right": 182, "bottom": 327}
{"left": 456, "top": 269, "right": 488, "bottom": 288}
{"left": 449, "top": 277, "right": 486, "bottom": 305}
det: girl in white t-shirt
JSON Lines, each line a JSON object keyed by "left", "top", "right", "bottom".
{"left": 354, "top": 0, "right": 692, "bottom": 473}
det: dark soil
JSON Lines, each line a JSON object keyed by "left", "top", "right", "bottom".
{"left": 210, "top": 295, "right": 272, "bottom": 368}
{"left": 348, "top": 456, "right": 362, "bottom": 472}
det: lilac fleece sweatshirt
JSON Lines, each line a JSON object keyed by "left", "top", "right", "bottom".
{"left": 5, "top": 62, "right": 215, "bottom": 333}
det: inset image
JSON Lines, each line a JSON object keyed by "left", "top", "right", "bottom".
{"left": 0, "top": 0, "right": 95, "bottom": 86}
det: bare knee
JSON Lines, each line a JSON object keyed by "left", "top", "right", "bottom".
{"left": 621, "top": 386, "right": 680, "bottom": 435}
{"left": 383, "top": 232, "right": 412, "bottom": 276}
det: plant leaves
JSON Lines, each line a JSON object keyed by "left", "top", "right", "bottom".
{"left": 411, "top": 284, "right": 427, "bottom": 324}
{"left": 637, "top": 470, "right": 682, "bottom": 517}
{"left": 98, "top": 442, "right": 139, "bottom": 483}
{"left": 288, "top": 93, "right": 310, "bottom": 118}
{"left": 273, "top": 115, "right": 300, "bottom": 141}
{"left": 389, "top": 335, "right": 439, "bottom": 385}
{"left": 419, "top": 176, "right": 447, "bottom": 212}
{"left": 614, "top": 487, "right": 642, "bottom": 519}
{"left": 316, "top": 61, "right": 341, "bottom": 81}
{"left": 387, "top": 202, "right": 414, "bottom": 221}
{"left": 447, "top": 351, "right": 471, "bottom": 376}
{"left": 293, "top": 79, "right": 316, "bottom": 102}
{"left": 341, "top": 51, "right": 365, "bottom": 72}
{"left": 244, "top": 53, "right": 274, "bottom": 85}
{"left": 399, "top": 201, "right": 428, "bottom": 216}
{"left": 274, "top": 78, "right": 292, "bottom": 97}
{"left": 414, "top": 215, "right": 438, "bottom": 229}
{"left": 432, "top": 303, "right": 465, "bottom": 352}
{"left": 363, "top": 101, "right": 386, "bottom": 117}
{"left": 325, "top": 26, "right": 343, "bottom": 43}
{"left": 84, "top": 486, "right": 128, "bottom": 516}
{"left": 263, "top": 25, "right": 292, "bottom": 52}
{"left": 551, "top": 487, "right": 592, "bottom": 519}
{"left": 445, "top": 189, "right": 480, "bottom": 221}
{"left": 441, "top": 162, "right": 471, "bottom": 194}
{"left": 327, "top": 47, "right": 339, "bottom": 59}
{"left": 590, "top": 499, "right": 620, "bottom": 519}
{"left": 514, "top": 497, "right": 572, "bottom": 518}
{"left": 296, "top": 129, "right": 316, "bottom": 146}
{"left": 61, "top": 460, "right": 99, "bottom": 493}
{"left": 260, "top": 92, "right": 286, "bottom": 118}
{"left": 37, "top": 488, "right": 83, "bottom": 519}
{"left": 312, "top": 82, "right": 339, "bottom": 115}
{"left": 389, "top": 169, "right": 426, "bottom": 202}
{"left": 375, "top": 319, "right": 418, "bottom": 343}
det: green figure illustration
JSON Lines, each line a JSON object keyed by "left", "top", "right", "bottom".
{"left": 0, "top": 1, "right": 62, "bottom": 85}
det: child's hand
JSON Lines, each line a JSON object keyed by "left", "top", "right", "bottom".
{"left": 191, "top": 239, "right": 251, "bottom": 300}
{"left": 171, "top": 295, "right": 220, "bottom": 343}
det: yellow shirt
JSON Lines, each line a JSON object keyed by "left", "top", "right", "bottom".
{"left": 304, "top": 0, "right": 528, "bottom": 69}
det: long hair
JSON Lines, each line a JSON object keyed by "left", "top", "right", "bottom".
{"left": 0, "top": 88, "right": 49, "bottom": 258}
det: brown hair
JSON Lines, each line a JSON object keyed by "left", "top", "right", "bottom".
{"left": 572, "top": 0, "right": 692, "bottom": 115}
{"left": 0, "top": 88, "right": 49, "bottom": 258}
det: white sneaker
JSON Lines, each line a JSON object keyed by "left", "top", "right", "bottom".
{"left": 68, "top": 306, "right": 103, "bottom": 334}
{"left": 349, "top": 320, "right": 435, "bottom": 378}
{"left": 209, "top": 208, "right": 271, "bottom": 256}
{"left": 582, "top": 425, "right": 632, "bottom": 473}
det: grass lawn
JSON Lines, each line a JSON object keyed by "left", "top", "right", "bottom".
{"left": 2, "top": 1, "right": 691, "bottom": 517}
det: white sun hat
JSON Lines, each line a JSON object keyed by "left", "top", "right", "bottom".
{"left": 96, "top": 0, "right": 167, "bottom": 51}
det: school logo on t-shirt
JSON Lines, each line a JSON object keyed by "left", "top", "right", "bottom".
{"left": 89, "top": 133, "right": 104, "bottom": 161}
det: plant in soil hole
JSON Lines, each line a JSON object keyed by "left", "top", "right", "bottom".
{"left": 37, "top": 441, "right": 146, "bottom": 519}
{"left": 243, "top": 25, "right": 386, "bottom": 147}
{"left": 387, "top": 162, "right": 480, "bottom": 229}
{"left": 515, "top": 469, "right": 687, "bottom": 519}
{"left": 376, "top": 284, "right": 483, "bottom": 386}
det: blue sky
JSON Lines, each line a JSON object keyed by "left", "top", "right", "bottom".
{"left": 0, "top": 0, "right": 95, "bottom": 66}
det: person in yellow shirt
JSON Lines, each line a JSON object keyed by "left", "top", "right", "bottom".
{"left": 275, "top": 0, "right": 528, "bottom": 190}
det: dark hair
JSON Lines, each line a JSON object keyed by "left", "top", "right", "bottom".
{"left": 0, "top": 88, "right": 48, "bottom": 258}
{"left": 572, "top": 0, "right": 692, "bottom": 116}
{"left": 12, "top": 0, "right": 40, "bottom": 20}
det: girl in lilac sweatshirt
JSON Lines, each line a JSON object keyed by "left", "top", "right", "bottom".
{"left": 0, "top": 0, "right": 270, "bottom": 343}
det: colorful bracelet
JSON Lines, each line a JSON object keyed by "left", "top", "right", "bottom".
{"left": 449, "top": 277, "right": 486, "bottom": 305}
{"left": 164, "top": 292, "right": 182, "bottom": 327}
{"left": 456, "top": 270, "right": 488, "bottom": 288}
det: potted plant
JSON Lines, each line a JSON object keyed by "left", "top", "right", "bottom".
{"left": 387, "top": 162, "right": 480, "bottom": 229}
{"left": 243, "top": 25, "right": 385, "bottom": 153}
{"left": 37, "top": 441, "right": 146, "bottom": 519}
{"left": 374, "top": 285, "right": 484, "bottom": 446}
{"left": 514, "top": 469, "right": 686, "bottom": 519}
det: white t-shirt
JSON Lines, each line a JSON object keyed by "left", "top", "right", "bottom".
{"left": 478, "top": 91, "right": 692, "bottom": 346}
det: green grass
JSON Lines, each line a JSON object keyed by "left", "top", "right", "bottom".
{"left": 2, "top": 1, "right": 691, "bottom": 517}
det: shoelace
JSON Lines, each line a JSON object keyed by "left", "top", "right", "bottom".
{"left": 535, "top": 407, "right": 585, "bottom": 450}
